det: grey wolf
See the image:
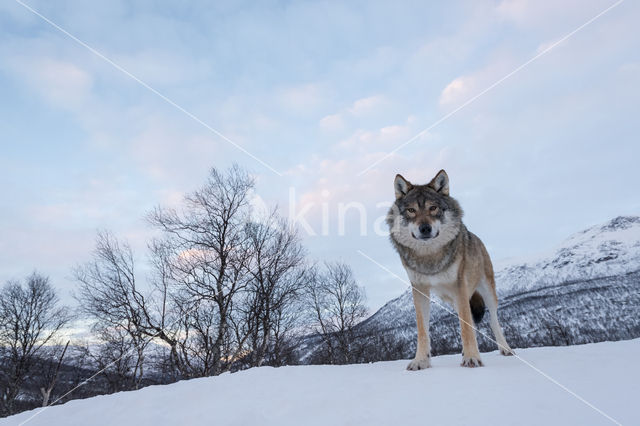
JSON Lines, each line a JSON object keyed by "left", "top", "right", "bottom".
{"left": 387, "top": 170, "right": 513, "bottom": 369}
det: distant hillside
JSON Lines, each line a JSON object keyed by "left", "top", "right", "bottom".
{"left": 299, "top": 216, "right": 640, "bottom": 362}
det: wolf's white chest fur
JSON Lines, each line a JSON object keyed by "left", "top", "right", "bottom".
{"left": 404, "top": 259, "right": 460, "bottom": 303}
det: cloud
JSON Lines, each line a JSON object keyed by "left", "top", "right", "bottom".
{"left": 113, "top": 48, "right": 212, "bottom": 86}
{"left": 10, "top": 57, "right": 93, "bottom": 108}
{"left": 439, "top": 76, "right": 474, "bottom": 106}
{"left": 495, "top": 0, "right": 531, "bottom": 24}
{"left": 348, "top": 95, "right": 387, "bottom": 116}
{"left": 277, "top": 83, "right": 328, "bottom": 112}
{"left": 318, "top": 94, "right": 388, "bottom": 133}
{"left": 319, "top": 113, "right": 344, "bottom": 132}
{"left": 336, "top": 119, "right": 414, "bottom": 152}
{"left": 496, "top": 0, "right": 615, "bottom": 29}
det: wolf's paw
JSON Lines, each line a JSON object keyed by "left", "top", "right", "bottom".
{"left": 406, "top": 358, "right": 431, "bottom": 371}
{"left": 500, "top": 347, "right": 515, "bottom": 356}
{"left": 461, "top": 355, "right": 483, "bottom": 368}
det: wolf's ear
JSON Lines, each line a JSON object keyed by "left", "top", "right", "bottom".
{"left": 428, "top": 169, "right": 449, "bottom": 195}
{"left": 394, "top": 174, "right": 413, "bottom": 199}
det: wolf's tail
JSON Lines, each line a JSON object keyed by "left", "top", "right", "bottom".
{"left": 470, "top": 292, "right": 486, "bottom": 324}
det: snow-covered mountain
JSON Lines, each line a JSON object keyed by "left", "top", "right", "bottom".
{"left": 494, "top": 215, "right": 640, "bottom": 293}
{"left": 4, "top": 339, "right": 638, "bottom": 426}
{"left": 302, "top": 216, "right": 640, "bottom": 362}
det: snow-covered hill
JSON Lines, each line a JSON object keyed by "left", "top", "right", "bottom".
{"left": 4, "top": 339, "right": 638, "bottom": 426}
{"left": 494, "top": 215, "right": 640, "bottom": 293}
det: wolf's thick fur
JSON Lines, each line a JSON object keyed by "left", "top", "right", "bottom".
{"left": 387, "top": 170, "right": 513, "bottom": 370}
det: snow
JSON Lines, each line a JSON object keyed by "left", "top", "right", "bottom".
{"left": 5, "top": 339, "right": 638, "bottom": 426}
{"left": 493, "top": 216, "right": 640, "bottom": 293}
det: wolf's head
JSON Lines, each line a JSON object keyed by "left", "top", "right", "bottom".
{"left": 387, "top": 170, "right": 463, "bottom": 250}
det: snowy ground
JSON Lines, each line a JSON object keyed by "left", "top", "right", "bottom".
{"left": 5, "top": 339, "right": 638, "bottom": 426}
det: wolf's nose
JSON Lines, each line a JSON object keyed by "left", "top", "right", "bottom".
{"left": 419, "top": 223, "right": 432, "bottom": 235}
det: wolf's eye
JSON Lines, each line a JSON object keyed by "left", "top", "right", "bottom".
{"left": 429, "top": 205, "right": 438, "bottom": 212}
{"left": 407, "top": 208, "right": 416, "bottom": 213}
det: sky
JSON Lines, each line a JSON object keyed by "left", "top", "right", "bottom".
{"left": 0, "top": 0, "right": 639, "bottom": 311}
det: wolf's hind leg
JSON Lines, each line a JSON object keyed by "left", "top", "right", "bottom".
{"left": 477, "top": 279, "right": 513, "bottom": 356}
{"left": 456, "top": 285, "right": 483, "bottom": 367}
{"left": 407, "top": 287, "right": 431, "bottom": 371}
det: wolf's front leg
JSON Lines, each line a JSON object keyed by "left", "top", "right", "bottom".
{"left": 456, "top": 287, "right": 483, "bottom": 368}
{"left": 407, "top": 287, "right": 431, "bottom": 371}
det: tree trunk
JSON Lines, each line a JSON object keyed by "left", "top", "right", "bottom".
{"left": 40, "top": 340, "right": 70, "bottom": 407}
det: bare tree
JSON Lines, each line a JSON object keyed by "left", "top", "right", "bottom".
{"left": 306, "top": 262, "right": 368, "bottom": 364}
{"left": 0, "top": 273, "right": 70, "bottom": 416}
{"left": 167, "top": 294, "right": 227, "bottom": 377}
{"left": 262, "top": 296, "right": 308, "bottom": 366}
{"left": 74, "top": 232, "right": 155, "bottom": 391}
{"left": 84, "top": 327, "right": 150, "bottom": 392}
{"left": 73, "top": 165, "right": 350, "bottom": 385}
{"left": 148, "top": 164, "right": 255, "bottom": 376}
{"left": 238, "top": 212, "right": 307, "bottom": 367}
